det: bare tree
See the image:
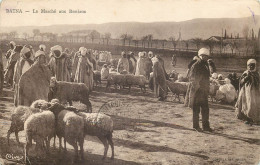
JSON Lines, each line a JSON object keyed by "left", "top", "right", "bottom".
{"left": 141, "top": 35, "right": 148, "bottom": 48}
{"left": 89, "top": 30, "right": 100, "bottom": 43}
{"left": 147, "top": 34, "right": 153, "bottom": 48}
{"left": 203, "top": 39, "right": 217, "bottom": 54}
{"left": 169, "top": 37, "right": 177, "bottom": 50}
{"left": 120, "top": 33, "right": 128, "bottom": 46}
{"left": 127, "top": 35, "right": 133, "bottom": 46}
{"left": 105, "top": 33, "right": 111, "bottom": 45}
{"left": 190, "top": 38, "right": 203, "bottom": 50}
{"left": 242, "top": 25, "right": 249, "bottom": 39}
{"left": 133, "top": 39, "right": 139, "bottom": 47}
{"left": 33, "top": 29, "right": 40, "bottom": 41}
{"left": 23, "top": 32, "right": 28, "bottom": 40}
{"left": 184, "top": 41, "right": 189, "bottom": 51}
{"left": 161, "top": 39, "right": 167, "bottom": 49}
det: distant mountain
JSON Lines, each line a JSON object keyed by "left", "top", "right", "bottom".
{"left": 0, "top": 16, "right": 259, "bottom": 40}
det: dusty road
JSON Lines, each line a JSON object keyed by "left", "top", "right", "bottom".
{"left": 0, "top": 86, "right": 259, "bottom": 165}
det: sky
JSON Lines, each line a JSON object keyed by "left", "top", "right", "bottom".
{"left": 0, "top": 0, "right": 260, "bottom": 27}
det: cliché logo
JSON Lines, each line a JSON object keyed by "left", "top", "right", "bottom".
{"left": 5, "top": 153, "right": 23, "bottom": 161}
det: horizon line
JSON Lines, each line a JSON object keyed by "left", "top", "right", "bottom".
{"left": 0, "top": 15, "right": 258, "bottom": 28}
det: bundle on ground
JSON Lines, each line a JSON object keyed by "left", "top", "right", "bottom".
{"left": 166, "top": 80, "right": 189, "bottom": 102}
{"left": 24, "top": 111, "right": 55, "bottom": 162}
{"left": 49, "top": 77, "right": 92, "bottom": 112}
{"left": 7, "top": 100, "right": 49, "bottom": 145}
{"left": 78, "top": 112, "right": 114, "bottom": 160}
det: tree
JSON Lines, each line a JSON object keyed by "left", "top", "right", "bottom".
{"left": 89, "top": 30, "right": 100, "bottom": 43}
{"left": 33, "top": 29, "right": 40, "bottom": 41}
{"left": 120, "top": 33, "right": 128, "bottom": 46}
{"left": 147, "top": 34, "right": 153, "bottom": 48}
{"left": 101, "top": 35, "right": 105, "bottom": 45}
{"left": 252, "top": 29, "right": 255, "bottom": 40}
{"left": 23, "top": 32, "right": 28, "bottom": 40}
{"left": 39, "top": 33, "right": 45, "bottom": 41}
{"left": 153, "top": 39, "right": 158, "bottom": 48}
{"left": 104, "top": 33, "right": 111, "bottom": 45}
{"left": 9, "top": 31, "right": 17, "bottom": 39}
{"left": 190, "top": 38, "right": 203, "bottom": 50}
{"left": 161, "top": 39, "right": 167, "bottom": 49}
{"left": 203, "top": 39, "right": 217, "bottom": 54}
{"left": 133, "top": 39, "right": 139, "bottom": 47}
{"left": 242, "top": 26, "right": 249, "bottom": 39}
{"left": 127, "top": 35, "right": 133, "bottom": 46}
{"left": 141, "top": 35, "right": 148, "bottom": 48}
{"left": 184, "top": 41, "right": 189, "bottom": 51}
{"left": 169, "top": 37, "right": 177, "bottom": 50}
{"left": 224, "top": 29, "right": 227, "bottom": 39}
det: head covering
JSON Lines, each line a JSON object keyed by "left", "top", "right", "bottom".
{"left": 35, "top": 50, "right": 45, "bottom": 58}
{"left": 247, "top": 59, "right": 257, "bottom": 72}
{"left": 224, "top": 78, "right": 231, "bottom": 84}
{"left": 79, "top": 47, "right": 85, "bottom": 52}
{"left": 198, "top": 48, "right": 210, "bottom": 59}
{"left": 10, "top": 41, "right": 16, "bottom": 47}
{"left": 218, "top": 74, "right": 223, "bottom": 80}
{"left": 148, "top": 51, "right": 153, "bottom": 58}
{"left": 138, "top": 52, "right": 143, "bottom": 58}
{"left": 80, "top": 48, "right": 87, "bottom": 56}
{"left": 21, "top": 46, "right": 31, "bottom": 58}
{"left": 51, "top": 45, "right": 62, "bottom": 53}
{"left": 39, "top": 44, "right": 46, "bottom": 51}
{"left": 121, "top": 51, "right": 126, "bottom": 57}
{"left": 212, "top": 72, "right": 218, "bottom": 79}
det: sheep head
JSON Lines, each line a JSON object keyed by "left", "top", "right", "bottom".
{"left": 50, "top": 77, "right": 57, "bottom": 88}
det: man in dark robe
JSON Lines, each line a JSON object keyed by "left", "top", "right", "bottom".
{"left": 185, "top": 48, "right": 212, "bottom": 132}
{"left": 17, "top": 50, "right": 52, "bottom": 106}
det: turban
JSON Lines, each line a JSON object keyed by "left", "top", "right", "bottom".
{"left": 51, "top": 45, "right": 62, "bottom": 53}
{"left": 20, "top": 46, "right": 31, "bottom": 55}
{"left": 247, "top": 59, "right": 256, "bottom": 65}
{"left": 224, "top": 78, "right": 231, "bottom": 84}
{"left": 10, "top": 41, "right": 16, "bottom": 46}
{"left": 39, "top": 44, "right": 46, "bottom": 51}
{"left": 79, "top": 47, "right": 85, "bottom": 52}
{"left": 198, "top": 48, "right": 210, "bottom": 58}
{"left": 35, "top": 50, "right": 45, "bottom": 58}
{"left": 80, "top": 48, "right": 87, "bottom": 55}
{"left": 212, "top": 73, "right": 218, "bottom": 79}
{"left": 247, "top": 59, "right": 257, "bottom": 71}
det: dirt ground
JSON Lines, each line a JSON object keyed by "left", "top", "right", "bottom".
{"left": 0, "top": 84, "right": 259, "bottom": 165}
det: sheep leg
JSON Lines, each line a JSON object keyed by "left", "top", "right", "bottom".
{"left": 59, "top": 137, "right": 62, "bottom": 152}
{"left": 46, "top": 138, "right": 50, "bottom": 154}
{"left": 64, "top": 138, "right": 67, "bottom": 152}
{"left": 107, "top": 133, "right": 114, "bottom": 160}
{"left": 67, "top": 139, "right": 78, "bottom": 162}
{"left": 68, "top": 100, "right": 73, "bottom": 106}
{"left": 24, "top": 135, "right": 32, "bottom": 164}
{"left": 53, "top": 135, "right": 56, "bottom": 149}
{"left": 98, "top": 136, "right": 109, "bottom": 160}
{"left": 78, "top": 137, "right": 84, "bottom": 161}
{"left": 7, "top": 129, "right": 12, "bottom": 145}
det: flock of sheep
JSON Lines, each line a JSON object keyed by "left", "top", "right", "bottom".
{"left": 7, "top": 99, "right": 114, "bottom": 164}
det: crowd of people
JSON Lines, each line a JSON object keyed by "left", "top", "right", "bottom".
{"left": 0, "top": 41, "right": 259, "bottom": 131}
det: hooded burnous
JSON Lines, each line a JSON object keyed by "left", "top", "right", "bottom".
{"left": 235, "top": 59, "right": 260, "bottom": 123}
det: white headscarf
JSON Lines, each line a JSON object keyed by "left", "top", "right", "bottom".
{"left": 247, "top": 59, "right": 256, "bottom": 72}
{"left": 198, "top": 48, "right": 210, "bottom": 59}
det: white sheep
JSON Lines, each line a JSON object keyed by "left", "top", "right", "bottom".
{"left": 7, "top": 100, "right": 49, "bottom": 145}
{"left": 57, "top": 110, "right": 85, "bottom": 162}
{"left": 78, "top": 112, "right": 114, "bottom": 160}
{"left": 48, "top": 101, "right": 85, "bottom": 162}
{"left": 166, "top": 80, "right": 189, "bottom": 102}
{"left": 125, "top": 74, "right": 148, "bottom": 92}
{"left": 24, "top": 111, "right": 55, "bottom": 162}
{"left": 106, "top": 73, "right": 125, "bottom": 89}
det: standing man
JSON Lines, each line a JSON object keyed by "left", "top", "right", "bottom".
{"left": 185, "top": 48, "right": 212, "bottom": 132}
{"left": 152, "top": 54, "right": 167, "bottom": 101}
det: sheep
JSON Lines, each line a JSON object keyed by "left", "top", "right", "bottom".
{"left": 48, "top": 102, "right": 85, "bottom": 162}
{"left": 77, "top": 112, "right": 114, "bottom": 160}
{"left": 24, "top": 111, "right": 55, "bottom": 163}
{"left": 166, "top": 80, "right": 189, "bottom": 102}
{"left": 209, "top": 84, "right": 219, "bottom": 102}
{"left": 7, "top": 100, "right": 49, "bottom": 145}
{"left": 93, "top": 70, "right": 101, "bottom": 87}
{"left": 106, "top": 73, "right": 125, "bottom": 90}
{"left": 124, "top": 74, "right": 148, "bottom": 92}
{"left": 49, "top": 77, "right": 92, "bottom": 113}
